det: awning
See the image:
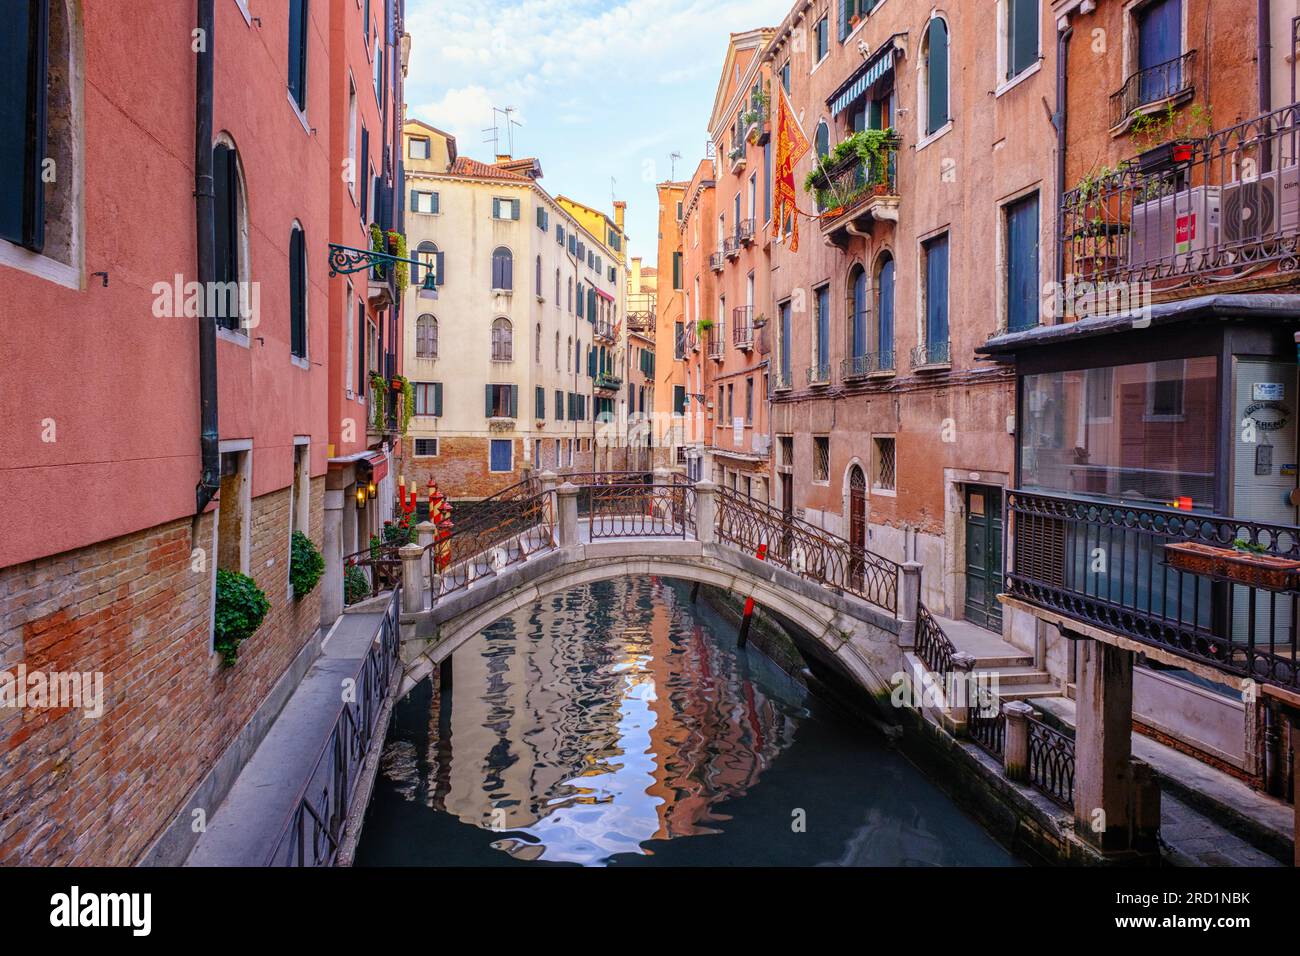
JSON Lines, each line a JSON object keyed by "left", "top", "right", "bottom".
{"left": 595, "top": 287, "right": 616, "bottom": 303}
{"left": 362, "top": 451, "right": 388, "bottom": 484}
{"left": 828, "top": 38, "right": 901, "bottom": 117}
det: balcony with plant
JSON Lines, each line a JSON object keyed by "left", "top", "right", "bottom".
{"left": 805, "top": 128, "right": 901, "bottom": 248}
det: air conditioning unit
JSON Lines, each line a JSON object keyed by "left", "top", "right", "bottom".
{"left": 1129, "top": 186, "right": 1220, "bottom": 271}
{"left": 1220, "top": 165, "right": 1300, "bottom": 246}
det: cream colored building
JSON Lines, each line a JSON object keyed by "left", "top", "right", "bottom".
{"left": 400, "top": 121, "right": 628, "bottom": 495}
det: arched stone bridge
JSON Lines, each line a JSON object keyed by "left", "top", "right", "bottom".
{"left": 389, "top": 472, "right": 926, "bottom": 699}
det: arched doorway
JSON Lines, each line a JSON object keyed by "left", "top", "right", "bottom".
{"left": 848, "top": 465, "right": 867, "bottom": 583}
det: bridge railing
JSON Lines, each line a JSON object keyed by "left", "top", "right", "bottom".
{"left": 713, "top": 485, "right": 900, "bottom": 614}
{"left": 431, "top": 479, "right": 556, "bottom": 600}
{"left": 589, "top": 477, "right": 695, "bottom": 539}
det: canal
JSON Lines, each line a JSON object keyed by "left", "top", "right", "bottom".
{"left": 355, "top": 577, "right": 1018, "bottom": 867}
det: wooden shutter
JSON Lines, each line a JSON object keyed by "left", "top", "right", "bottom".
{"left": 359, "top": 128, "right": 369, "bottom": 221}
{"left": 0, "top": 0, "right": 48, "bottom": 249}
{"left": 433, "top": 382, "right": 443, "bottom": 417}
{"left": 434, "top": 250, "right": 445, "bottom": 286}
{"left": 511, "top": 198, "right": 520, "bottom": 220}
{"left": 485, "top": 385, "right": 494, "bottom": 418}
{"left": 410, "top": 189, "right": 418, "bottom": 212}
{"left": 927, "top": 19, "right": 949, "bottom": 134}
{"left": 289, "top": 228, "right": 306, "bottom": 357}
{"left": 431, "top": 192, "right": 439, "bottom": 214}
{"left": 288, "top": 0, "right": 308, "bottom": 111}
{"left": 509, "top": 385, "right": 518, "bottom": 418}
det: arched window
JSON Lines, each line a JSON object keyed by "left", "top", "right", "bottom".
{"left": 213, "top": 139, "right": 248, "bottom": 331}
{"left": 814, "top": 120, "right": 830, "bottom": 158}
{"left": 555, "top": 268, "right": 561, "bottom": 302}
{"left": 289, "top": 223, "right": 307, "bottom": 359}
{"left": 567, "top": 336, "right": 573, "bottom": 372}
{"left": 875, "top": 253, "right": 896, "bottom": 370}
{"left": 491, "top": 246, "right": 513, "bottom": 290}
{"left": 416, "top": 314, "right": 438, "bottom": 358}
{"left": 535, "top": 255, "right": 542, "bottom": 296}
{"left": 535, "top": 323, "right": 542, "bottom": 363}
{"left": 555, "top": 331, "right": 561, "bottom": 370}
{"left": 491, "top": 317, "right": 513, "bottom": 361}
{"left": 923, "top": 18, "right": 950, "bottom": 136}
{"left": 568, "top": 277, "right": 573, "bottom": 312}
{"left": 848, "top": 264, "right": 867, "bottom": 364}
{"left": 415, "top": 240, "right": 440, "bottom": 286}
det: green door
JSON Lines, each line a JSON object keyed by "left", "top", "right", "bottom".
{"left": 964, "top": 486, "right": 1003, "bottom": 631}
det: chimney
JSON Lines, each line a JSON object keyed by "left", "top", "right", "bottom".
{"left": 613, "top": 200, "right": 626, "bottom": 232}
{"left": 495, "top": 153, "right": 511, "bottom": 163}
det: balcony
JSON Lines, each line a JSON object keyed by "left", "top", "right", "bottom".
{"left": 1109, "top": 50, "right": 1196, "bottom": 131}
{"left": 1060, "top": 103, "right": 1300, "bottom": 297}
{"left": 811, "top": 132, "right": 901, "bottom": 249}
{"left": 731, "top": 306, "right": 753, "bottom": 350}
{"left": 737, "top": 219, "right": 756, "bottom": 246}
{"left": 841, "top": 350, "right": 895, "bottom": 380}
{"left": 627, "top": 294, "right": 656, "bottom": 339}
{"left": 1007, "top": 489, "right": 1300, "bottom": 694}
{"left": 773, "top": 369, "right": 793, "bottom": 392}
{"left": 706, "top": 330, "right": 724, "bottom": 361}
{"left": 911, "top": 340, "right": 950, "bottom": 370}
{"left": 709, "top": 251, "right": 724, "bottom": 272}
{"left": 593, "top": 319, "right": 616, "bottom": 344}
{"left": 594, "top": 373, "right": 622, "bottom": 391}
{"left": 806, "top": 363, "right": 831, "bottom": 387}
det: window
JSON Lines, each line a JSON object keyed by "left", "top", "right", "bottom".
{"left": 745, "top": 378, "right": 754, "bottom": 425}
{"left": 216, "top": 446, "right": 251, "bottom": 577}
{"left": 415, "top": 241, "right": 442, "bottom": 287}
{"left": 535, "top": 255, "right": 542, "bottom": 296}
{"left": 813, "top": 436, "right": 830, "bottom": 482}
{"left": 489, "top": 439, "right": 514, "bottom": 473}
{"left": 1005, "top": 192, "right": 1040, "bottom": 332}
{"left": 491, "top": 246, "right": 513, "bottom": 290}
{"left": 1005, "top": 0, "right": 1040, "bottom": 81}
{"left": 872, "top": 437, "right": 897, "bottom": 492}
{"left": 815, "top": 16, "right": 829, "bottom": 61}
{"left": 814, "top": 284, "right": 830, "bottom": 375}
{"left": 554, "top": 331, "right": 560, "bottom": 370}
{"left": 534, "top": 323, "right": 542, "bottom": 363}
{"left": 413, "top": 381, "right": 442, "bottom": 416}
{"left": 780, "top": 61, "right": 790, "bottom": 93}
{"left": 838, "top": 0, "right": 874, "bottom": 41}
{"left": 922, "top": 233, "right": 950, "bottom": 357}
{"left": 554, "top": 389, "right": 564, "bottom": 420}
{"left": 372, "top": 36, "right": 383, "bottom": 103}
{"left": 290, "top": 442, "right": 309, "bottom": 538}
{"left": 492, "top": 196, "right": 520, "bottom": 220}
{"left": 288, "top": 0, "right": 309, "bottom": 112}
{"left": 409, "top": 136, "right": 430, "bottom": 160}
{"left": 849, "top": 265, "right": 867, "bottom": 362}
{"left": 1134, "top": 0, "right": 1184, "bottom": 106}
{"left": 414, "top": 438, "right": 439, "bottom": 457}
{"left": 485, "top": 384, "right": 518, "bottom": 419}
{"left": 289, "top": 224, "right": 307, "bottom": 358}
{"left": 411, "top": 189, "right": 438, "bottom": 214}
{"left": 673, "top": 385, "right": 686, "bottom": 416}
{"left": 567, "top": 335, "right": 573, "bottom": 372}
{"left": 415, "top": 313, "right": 437, "bottom": 358}
{"left": 2, "top": 0, "right": 54, "bottom": 251}
{"left": 672, "top": 251, "right": 683, "bottom": 290}
{"left": 814, "top": 121, "right": 830, "bottom": 159}
{"left": 875, "top": 254, "right": 895, "bottom": 368}
{"left": 779, "top": 436, "right": 794, "bottom": 469}
{"left": 922, "top": 18, "right": 950, "bottom": 136}
{"left": 358, "top": 125, "right": 369, "bottom": 221}
{"left": 779, "top": 300, "right": 792, "bottom": 384}
{"left": 1147, "top": 359, "right": 1186, "bottom": 419}
{"left": 345, "top": 80, "right": 357, "bottom": 195}
{"left": 213, "top": 142, "right": 245, "bottom": 331}
{"left": 535, "top": 386, "right": 545, "bottom": 419}
{"left": 491, "top": 317, "right": 513, "bottom": 361}
{"left": 537, "top": 205, "right": 549, "bottom": 231}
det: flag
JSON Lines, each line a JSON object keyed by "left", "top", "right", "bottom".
{"left": 772, "top": 81, "right": 811, "bottom": 252}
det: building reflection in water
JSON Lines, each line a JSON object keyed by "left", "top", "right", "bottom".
{"left": 423, "top": 577, "right": 797, "bottom": 864}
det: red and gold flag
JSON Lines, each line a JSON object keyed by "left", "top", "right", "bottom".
{"left": 771, "top": 81, "right": 811, "bottom": 252}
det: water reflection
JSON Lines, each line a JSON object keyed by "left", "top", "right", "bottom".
{"left": 360, "top": 577, "right": 1017, "bottom": 867}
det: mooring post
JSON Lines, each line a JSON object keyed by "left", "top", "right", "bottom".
{"left": 737, "top": 542, "right": 768, "bottom": 648}
{"left": 947, "top": 652, "right": 977, "bottom": 735}
{"left": 1002, "top": 700, "right": 1034, "bottom": 782}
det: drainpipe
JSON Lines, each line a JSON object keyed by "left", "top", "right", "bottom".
{"left": 1259, "top": 0, "right": 1273, "bottom": 114}
{"left": 1054, "top": 20, "right": 1073, "bottom": 291}
{"left": 195, "top": 0, "right": 220, "bottom": 513}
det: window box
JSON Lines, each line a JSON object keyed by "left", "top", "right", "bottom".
{"left": 1164, "top": 541, "right": 1300, "bottom": 592}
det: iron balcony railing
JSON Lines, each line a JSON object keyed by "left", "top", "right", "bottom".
{"left": 1007, "top": 488, "right": 1300, "bottom": 692}
{"left": 706, "top": 330, "right": 724, "bottom": 360}
{"left": 723, "top": 234, "right": 740, "bottom": 258}
{"left": 911, "top": 340, "right": 950, "bottom": 368}
{"left": 595, "top": 372, "right": 622, "bottom": 390}
{"left": 773, "top": 368, "right": 793, "bottom": 391}
{"left": 738, "top": 218, "right": 756, "bottom": 245}
{"left": 841, "top": 350, "right": 895, "bottom": 379}
{"left": 709, "top": 251, "right": 724, "bottom": 272}
{"left": 1060, "top": 101, "right": 1300, "bottom": 296}
{"left": 806, "top": 362, "right": 831, "bottom": 386}
{"left": 732, "top": 306, "right": 753, "bottom": 349}
{"left": 812, "top": 133, "right": 901, "bottom": 229}
{"left": 593, "top": 319, "right": 616, "bottom": 343}
{"left": 1109, "top": 50, "right": 1196, "bottom": 129}
{"left": 1027, "top": 716, "right": 1075, "bottom": 810}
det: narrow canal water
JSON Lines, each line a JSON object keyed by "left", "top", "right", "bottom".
{"left": 356, "top": 577, "right": 1018, "bottom": 867}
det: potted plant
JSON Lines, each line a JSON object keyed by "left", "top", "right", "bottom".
{"left": 214, "top": 568, "right": 270, "bottom": 666}
{"left": 696, "top": 317, "right": 714, "bottom": 333}
{"left": 1165, "top": 538, "right": 1300, "bottom": 591}
{"left": 1131, "top": 102, "right": 1212, "bottom": 172}
{"left": 752, "top": 312, "right": 768, "bottom": 328}
{"left": 289, "top": 530, "right": 325, "bottom": 600}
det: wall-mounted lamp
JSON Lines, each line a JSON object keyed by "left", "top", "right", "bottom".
{"left": 355, "top": 485, "right": 367, "bottom": 509}
{"left": 418, "top": 272, "right": 439, "bottom": 300}
{"left": 367, "top": 479, "right": 378, "bottom": 499}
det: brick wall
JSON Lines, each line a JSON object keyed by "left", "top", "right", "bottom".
{"left": 0, "top": 478, "right": 324, "bottom": 865}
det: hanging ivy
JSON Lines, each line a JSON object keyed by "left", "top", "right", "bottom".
{"left": 388, "top": 229, "right": 409, "bottom": 295}
{"left": 370, "top": 372, "right": 388, "bottom": 432}
{"left": 803, "top": 128, "right": 899, "bottom": 211}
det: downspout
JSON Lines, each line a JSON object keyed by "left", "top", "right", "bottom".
{"left": 1259, "top": 0, "right": 1273, "bottom": 114}
{"left": 195, "top": 0, "right": 220, "bottom": 513}
{"left": 1054, "top": 21, "right": 1072, "bottom": 292}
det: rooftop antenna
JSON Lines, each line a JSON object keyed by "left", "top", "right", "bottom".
{"left": 483, "top": 106, "right": 522, "bottom": 156}
{"left": 610, "top": 176, "right": 618, "bottom": 206}
{"left": 669, "top": 151, "right": 682, "bottom": 180}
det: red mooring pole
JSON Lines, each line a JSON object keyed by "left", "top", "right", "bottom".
{"left": 737, "top": 543, "right": 768, "bottom": 648}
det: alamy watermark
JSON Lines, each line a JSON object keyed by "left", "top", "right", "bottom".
{"left": 0, "top": 665, "right": 104, "bottom": 719}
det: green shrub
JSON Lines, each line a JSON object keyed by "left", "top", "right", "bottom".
{"left": 344, "top": 564, "right": 371, "bottom": 605}
{"left": 214, "top": 568, "right": 270, "bottom": 666}
{"left": 289, "top": 530, "right": 325, "bottom": 600}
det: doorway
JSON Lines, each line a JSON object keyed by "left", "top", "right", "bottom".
{"left": 849, "top": 465, "right": 867, "bottom": 585}
{"left": 964, "top": 485, "right": 1003, "bottom": 631}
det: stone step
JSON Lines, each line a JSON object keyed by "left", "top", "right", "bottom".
{"left": 968, "top": 652, "right": 1035, "bottom": 669}
{"left": 986, "top": 665, "right": 1052, "bottom": 687}
{"left": 993, "top": 682, "right": 1062, "bottom": 702}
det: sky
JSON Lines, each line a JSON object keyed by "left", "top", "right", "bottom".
{"left": 403, "top": 0, "right": 792, "bottom": 273}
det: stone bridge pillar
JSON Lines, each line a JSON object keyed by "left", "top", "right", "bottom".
{"left": 321, "top": 489, "right": 345, "bottom": 629}
{"left": 539, "top": 471, "right": 559, "bottom": 545}
{"left": 416, "top": 520, "right": 435, "bottom": 586}
{"left": 1002, "top": 700, "right": 1034, "bottom": 782}
{"left": 557, "top": 482, "right": 579, "bottom": 547}
{"left": 693, "top": 481, "right": 717, "bottom": 544}
{"left": 400, "top": 543, "right": 425, "bottom": 615}
{"left": 897, "top": 561, "right": 922, "bottom": 649}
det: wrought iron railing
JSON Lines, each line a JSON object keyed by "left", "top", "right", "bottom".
{"left": 915, "top": 603, "right": 955, "bottom": 674}
{"left": 723, "top": 235, "right": 740, "bottom": 258}
{"left": 432, "top": 479, "right": 555, "bottom": 600}
{"left": 343, "top": 542, "right": 402, "bottom": 606}
{"left": 773, "top": 368, "right": 793, "bottom": 391}
{"left": 732, "top": 306, "right": 753, "bottom": 349}
{"left": 709, "top": 251, "right": 724, "bottom": 271}
{"left": 1060, "top": 101, "right": 1300, "bottom": 295}
{"left": 595, "top": 372, "right": 622, "bottom": 390}
{"left": 1109, "top": 50, "right": 1196, "bottom": 129}
{"left": 267, "top": 588, "right": 400, "bottom": 866}
{"left": 911, "top": 340, "right": 950, "bottom": 368}
{"left": 714, "top": 485, "right": 899, "bottom": 613}
{"left": 706, "top": 330, "right": 725, "bottom": 360}
{"left": 812, "top": 134, "right": 901, "bottom": 223}
{"left": 589, "top": 479, "right": 695, "bottom": 539}
{"left": 1008, "top": 489, "right": 1300, "bottom": 691}
{"left": 1027, "top": 716, "right": 1075, "bottom": 809}
{"left": 806, "top": 362, "right": 831, "bottom": 385}
{"left": 968, "top": 698, "right": 1005, "bottom": 758}
{"left": 594, "top": 319, "right": 616, "bottom": 343}
{"left": 841, "top": 350, "right": 895, "bottom": 379}
{"left": 738, "top": 219, "right": 756, "bottom": 244}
